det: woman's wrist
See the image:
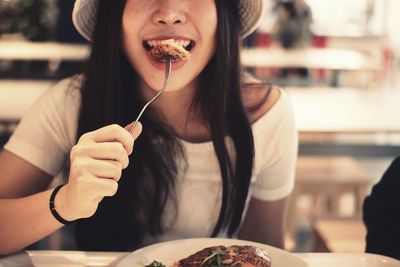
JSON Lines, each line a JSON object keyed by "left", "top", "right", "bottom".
{"left": 50, "top": 185, "right": 77, "bottom": 224}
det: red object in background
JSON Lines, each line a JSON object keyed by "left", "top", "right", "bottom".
{"left": 312, "top": 35, "right": 327, "bottom": 80}
{"left": 254, "top": 33, "right": 273, "bottom": 47}
{"left": 312, "top": 35, "right": 327, "bottom": 48}
{"left": 381, "top": 37, "right": 393, "bottom": 80}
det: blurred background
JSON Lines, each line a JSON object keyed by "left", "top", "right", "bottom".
{"left": 0, "top": 0, "right": 400, "bottom": 253}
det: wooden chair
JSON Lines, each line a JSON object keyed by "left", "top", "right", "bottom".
{"left": 287, "top": 156, "right": 372, "bottom": 251}
{"left": 291, "top": 156, "right": 372, "bottom": 217}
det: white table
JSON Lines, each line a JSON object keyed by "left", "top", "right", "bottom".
{"left": 286, "top": 87, "right": 400, "bottom": 134}
{"left": 241, "top": 48, "right": 379, "bottom": 71}
{"left": 0, "top": 250, "right": 399, "bottom": 267}
{"left": 0, "top": 41, "right": 375, "bottom": 69}
{"left": 284, "top": 87, "right": 400, "bottom": 156}
{"left": 0, "top": 80, "right": 51, "bottom": 121}
{"left": 0, "top": 40, "right": 89, "bottom": 62}
{"left": 2, "top": 81, "right": 400, "bottom": 134}
{"left": 241, "top": 48, "right": 380, "bottom": 87}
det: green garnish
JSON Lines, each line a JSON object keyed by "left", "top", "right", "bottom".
{"left": 144, "top": 260, "right": 166, "bottom": 267}
{"left": 200, "top": 251, "right": 221, "bottom": 267}
{"left": 200, "top": 250, "right": 238, "bottom": 267}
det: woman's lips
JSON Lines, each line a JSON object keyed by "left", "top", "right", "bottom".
{"left": 142, "top": 38, "right": 194, "bottom": 71}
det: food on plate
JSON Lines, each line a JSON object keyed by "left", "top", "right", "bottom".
{"left": 144, "top": 245, "right": 271, "bottom": 267}
{"left": 145, "top": 261, "right": 166, "bottom": 267}
{"left": 148, "top": 39, "right": 192, "bottom": 61}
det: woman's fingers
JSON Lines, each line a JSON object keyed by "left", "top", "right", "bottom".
{"left": 71, "top": 142, "right": 130, "bottom": 169}
{"left": 74, "top": 173, "right": 119, "bottom": 199}
{"left": 79, "top": 124, "right": 138, "bottom": 155}
{"left": 88, "top": 177, "right": 119, "bottom": 198}
{"left": 64, "top": 123, "right": 143, "bottom": 220}
{"left": 87, "top": 159, "right": 123, "bottom": 181}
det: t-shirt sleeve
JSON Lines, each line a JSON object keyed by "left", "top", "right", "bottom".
{"left": 251, "top": 90, "right": 298, "bottom": 201}
{"left": 4, "top": 78, "right": 80, "bottom": 176}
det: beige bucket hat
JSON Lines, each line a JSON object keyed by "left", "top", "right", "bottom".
{"left": 72, "top": 0, "right": 264, "bottom": 41}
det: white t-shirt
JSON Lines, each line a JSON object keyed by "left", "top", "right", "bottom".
{"left": 4, "top": 77, "right": 298, "bottom": 241}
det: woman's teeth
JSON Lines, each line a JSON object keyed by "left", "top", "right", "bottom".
{"left": 146, "top": 40, "right": 191, "bottom": 49}
{"left": 143, "top": 39, "right": 194, "bottom": 52}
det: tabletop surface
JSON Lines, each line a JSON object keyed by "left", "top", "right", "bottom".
{"left": 0, "top": 41, "right": 378, "bottom": 71}
{"left": 286, "top": 87, "right": 400, "bottom": 133}
{"left": 0, "top": 41, "right": 90, "bottom": 61}
{"left": 0, "top": 80, "right": 52, "bottom": 121}
{"left": 241, "top": 47, "right": 379, "bottom": 70}
{"left": 2, "top": 81, "right": 400, "bottom": 133}
{"left": 1, "top": 250, "right": 399, "bottom": 267}
{"left": 314, "top": 218, "right": 367, "bottom": 253}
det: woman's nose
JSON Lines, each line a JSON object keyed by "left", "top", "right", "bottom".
{"left": 152, "top": 0, "right": 187, "bottom": 26}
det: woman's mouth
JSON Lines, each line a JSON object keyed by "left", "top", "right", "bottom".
{"left": 143, "top": 38, "right": 195, "bottom": 63}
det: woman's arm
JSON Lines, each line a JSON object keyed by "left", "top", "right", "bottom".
{"left": 238, "top": 196, "right": 289, "bottom": 249}
{"left": 0, "top": 150, "right": 62, "bottom": 255}
{"left": 0, "top": 123, "right": 142, "bottom": 255}
{"left": 239, "top": 82, "right": 295, "bottom": 249}
{"left": 0, "top": 150, "right": 52, "bottom": 198}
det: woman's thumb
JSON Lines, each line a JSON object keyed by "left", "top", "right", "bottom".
{"left": 125, "top": 121, "right": 143, "bottom": 140}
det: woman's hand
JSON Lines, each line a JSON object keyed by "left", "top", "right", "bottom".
{"left": 55, "top": 123, "right": 142, "bottom": 221}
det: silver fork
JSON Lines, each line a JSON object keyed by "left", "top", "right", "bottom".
{"left": 130, "top": 58, "right": 172, "bottom": 133}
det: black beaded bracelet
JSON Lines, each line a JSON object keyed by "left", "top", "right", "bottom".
{"left": 49, "top": 185, "right": 74, "bottom": 225}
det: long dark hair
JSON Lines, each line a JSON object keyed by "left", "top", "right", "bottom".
{"left": 74, "top": 0, "right": 254, "bottom": 251}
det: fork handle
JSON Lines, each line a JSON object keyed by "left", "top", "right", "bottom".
{"left": 129, "top": 58, "right": 172, "bottom": 134}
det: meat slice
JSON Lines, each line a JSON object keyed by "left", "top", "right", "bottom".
{"left": 150, "top": 39, "right": 191, "bottom": 61}
{"left": 175, "top": 245, "right": 271, "bottom": 267}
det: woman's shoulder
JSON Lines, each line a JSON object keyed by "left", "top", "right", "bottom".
{"left": 54, "top": 75, "right": 84, "bottom": 93}
{"left": 241, "top": 81, "right": 282, "bottom": 125}
{"left": 45, "top": 75, "right": 83, "bottom": 104}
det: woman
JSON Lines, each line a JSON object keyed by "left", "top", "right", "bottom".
{"left": 0, "top": 0, "right": 297, "bottom": 254}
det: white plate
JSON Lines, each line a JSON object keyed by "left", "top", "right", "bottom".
{"left": 301, "top": 253, "right": 400, "bottom": 267}
{"left": 117, "top": 238, "right": 308, "bottom": 267}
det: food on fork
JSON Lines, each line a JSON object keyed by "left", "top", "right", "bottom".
{"left": 145, "top": 245, "right": 271, "bottom": 267}
{"left": 149, "top": 39, "right": 191, "bottom": 61}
